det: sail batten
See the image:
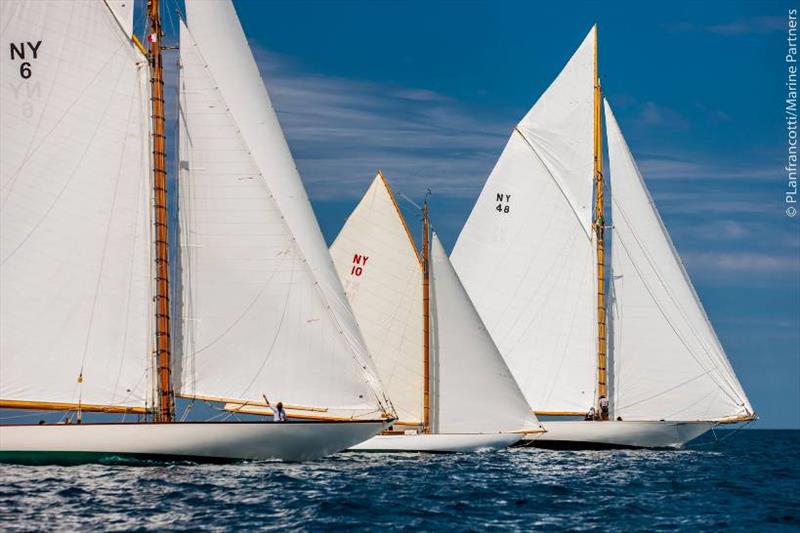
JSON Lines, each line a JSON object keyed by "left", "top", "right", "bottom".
{"left": 604, "top": 99, "right": 752, "bottom": 421}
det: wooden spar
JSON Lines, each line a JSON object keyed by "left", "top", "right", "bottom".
{"left": 0, "top": 399, "right": 148, "bottom": 415}
{"left": 593, "top": 25, "right": 608, "bottom": 418}
{"left": 422, "top": 199, "right": 431, "bottom": 433}
{"left": 147, "top": 0, "right": 174, "bottom": 422}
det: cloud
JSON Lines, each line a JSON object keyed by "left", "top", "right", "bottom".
{"left": 683, "top": 251, "right": 799, "bottom": 274}
{"left": 637, "top": 156, "right": 776, "bottom": 182}
{"left": 665, "top": 16, "right": 786, "bottom": 35}
{"left": 250, "top": 47, "right": 510, "bottom": 200}
{"left": 635, "top": 101, "right": 689, "bottom": 129}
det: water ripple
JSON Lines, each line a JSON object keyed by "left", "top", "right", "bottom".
{"left": 0, "top": 430, "right": 797, "bottom": 531}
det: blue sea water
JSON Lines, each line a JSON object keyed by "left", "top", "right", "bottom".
{"left": 0, "top": 430, "right": 797, "bottom": 531}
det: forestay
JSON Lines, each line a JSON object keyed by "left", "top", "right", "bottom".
{"left": 0, "top": 0, "right": 152, "bottom": 409}
{"left": 451, "top": 27, "right": 598, "bottom": 414}
{"left": 604, "top": 100, "right": 753, "bottom": 421}
{"left": 176, "top": 2, "right": 389, "bottom": 419}
{"left": 329, "top": 174, "right": 425, "bottom": 425}
{"left": 430, "top": 234, "right": 541, "bottom": 434}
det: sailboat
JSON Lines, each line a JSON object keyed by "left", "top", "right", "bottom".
{"left": 0, "top": 0, "right": 392, "bottom": 463}
{"left": 451, "top": 27, "right": 755, "bottom": 448}
{"left": 324, "top": 172, "right": 542, "bottom": 452}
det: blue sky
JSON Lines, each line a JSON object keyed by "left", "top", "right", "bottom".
{"left": 154, "top": 1, "right": 798, "bottom": 428}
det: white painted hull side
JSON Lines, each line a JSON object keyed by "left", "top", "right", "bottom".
{"left": 349, "top": 433, "right": 523, "bottom": 453}
{"left": 0, "top": 421, "right": 386, "bottom": 463}
{"left": 524, "top": 420, "right": 716, "bottom": 449}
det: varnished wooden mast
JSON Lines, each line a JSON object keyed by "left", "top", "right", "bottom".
{"left": 147, "top": 0, "right": 174, "bottom": 422}
{"left": 422, "top": 199, "right": 431, "bottom": 433}
{"left": 593, "top": 26, "right": 608, "bottom": 418}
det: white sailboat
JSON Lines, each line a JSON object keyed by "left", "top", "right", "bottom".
{"left": 0, "top": 0, "right": 392, "bottom": 463}
{"left": 326, "top": 173, "right": 542, "bottom": 452}
{"left": 451, "top": 26, "right": 754, "bottom": 448}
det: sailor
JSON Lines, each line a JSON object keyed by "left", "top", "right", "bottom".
{"left": 273, "top": 402, "right": 287, "bottom": 422}
{"left": 585, "top": 406, "right": 596, "bottom": 421}
{"left": 599, "top": 396, "right": 609, "bottom": 420}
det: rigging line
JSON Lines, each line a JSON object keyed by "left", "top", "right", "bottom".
{"left": 614, "top": 366, "right": 714, "bottom": 412}
{"left": 109, "top": 71, "right": 151, "bottom": 405}
{"left": 237, "top": 247, "right": 297, "bottom": 400}
{"left": 613, "top": 230, "right": 739, "bottom": 407}
{"left": 72, "top": 55, "right": 138, "bottom": 393}
{"left": 610, "top": 152, "right": 746, "bottom": 399}
{"left": 1, "top": 45, "right": 131, "bottom": 265}
{"left": 612, "top": 205, "right": 740, "bottom": 405}
{"left": 612, "top": 197, "right": 724, "bottom": 371}
{"left": 513, "top": 127, "right": 592, "bottom": 239}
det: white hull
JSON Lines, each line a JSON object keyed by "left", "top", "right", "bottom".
{"left": 349, "top": 432, "right": 523, "bottom": 452}
{"left": 0, "top": 421, "right": 386, "bottom": 463}
{"left": 525, "top": 420, "right": 716, "bottom": 449}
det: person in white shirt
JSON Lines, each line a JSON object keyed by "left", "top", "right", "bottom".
{"left": 273, "top": 402, "right": 287, "bottom": 422}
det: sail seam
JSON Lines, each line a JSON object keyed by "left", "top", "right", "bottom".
{"left": 513, "top": 127, "right": 591, "bottom": 239}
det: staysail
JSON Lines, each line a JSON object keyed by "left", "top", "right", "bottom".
{"left": 176, "top": 1, "right": 389, "bottom": 419}
{"left": 329, "top": 173, "right": 424, "bottom": 424}
{"left": 430, "top": 234, "right": 541, "bottom": 433}
{"left": 451, "top": 27, "right": 597, "bottom": 414}
{"left": 0, "top": 0, "right": 152, "bottom": 411}
{"left": 604, "top": 100, "right": 753, "bottom": 421}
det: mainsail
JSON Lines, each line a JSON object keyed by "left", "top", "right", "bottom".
{"left": 329, "top": 173, "right": 424, "bottom": 424}
{"left": 451, "top": 27, "right": 598, "bottom": 414}
{"left": 604, "top": 100, "right": 753, "bottom": 421}
{"left": 176, "top": 1, "right": 389, "bottom": 419}
{"left": 0, "top": 0, "right": 152, "bottom": 411}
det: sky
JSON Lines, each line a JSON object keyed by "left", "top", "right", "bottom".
{"left": 149, "top": 0, "right": 798, "bottom": 428}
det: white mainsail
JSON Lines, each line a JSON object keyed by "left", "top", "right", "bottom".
{"left": 329, "top": 173, "right": 424, "bottom": 424}
{"left": 604, "top": 100, "right": 753, "bottom": 421}
{"left": 451, "top": 27, "right": 597, "bottom": 414}
{"left": 430, "top": 234, "right": 541, "bottom": 434}
{"left": 0, "top": 0, "right": 152, "bottom": 410}
{"left": 176, "top": 1, "right": 389, "bottom": 419}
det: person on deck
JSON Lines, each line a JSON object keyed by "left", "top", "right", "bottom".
{"left": 599, "top": 396, "right": 609, "bottom": 420}
{"left": 272, "top": 402, "right": 287, "bottom": 422}
{"left": 585, "top": 406, "right": 596, "bottom": 421}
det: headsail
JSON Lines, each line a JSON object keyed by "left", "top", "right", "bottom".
{"left": 604, "top": 100, "right": 753, "bottom": 421}
{"left": 329, "top": 173, "right": 425, "bottom": 425}
{"left": 451, "top": 27, "right": 598, "bottom": 414}
{"left": 176, "top": 2, "right": 389, "bottom": 420}
{"left": 430, "top": 234, "right": 542, "bottom": 434}
{"left": 0, "top": 0, "right": 152, "bottom": 410}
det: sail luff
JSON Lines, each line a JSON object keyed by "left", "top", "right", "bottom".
{"left": 451, "top": 27, "right": 597, "bottom": 414}
{"left": 147, "top": 0, "right": 174, "bottom": 422}
{"left": 593, "top": 25, "right": 608, "bottom": 415}
{"left": 1, "top": 0, "right": 154, "bottom": 410}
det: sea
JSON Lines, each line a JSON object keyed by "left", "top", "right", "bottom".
{"left": 0, "top": 429, "right": 797, "bottom": 531}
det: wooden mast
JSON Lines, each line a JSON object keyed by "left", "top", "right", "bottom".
{"left": 147, "top": 0, "right": 174, "bottom": 422}
{"left": 421, "top": 199, "right": 431, "bottom": 433}
{"left": 593, "top": 25, "right": 608, "bottom": 419}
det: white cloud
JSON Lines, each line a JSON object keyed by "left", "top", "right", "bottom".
{"left": 251, "top": 47, "right": 511, "bottom": 200}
